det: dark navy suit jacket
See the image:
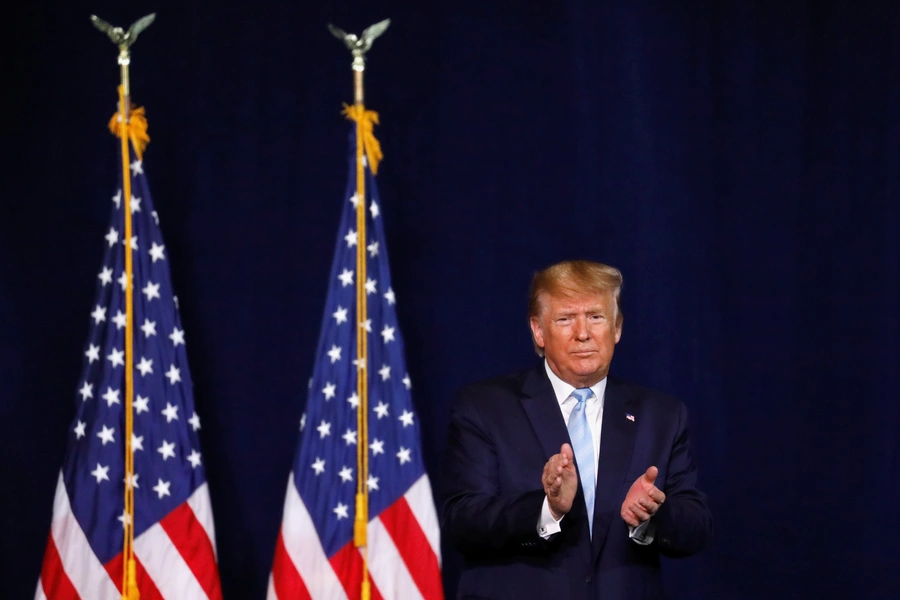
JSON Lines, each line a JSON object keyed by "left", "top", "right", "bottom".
{"left": 441, "top": 364, "right": 712, "bottom": 600}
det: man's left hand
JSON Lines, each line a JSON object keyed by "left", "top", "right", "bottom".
{"left": 621, "top": 466, "right": 666, "bottom": 527}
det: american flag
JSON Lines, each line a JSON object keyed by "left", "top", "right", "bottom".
{"left": 36, "top": 141, "right": 222, "bottom": 600}
{"left": 268, "top": 127, "right": 443, "bottom": 600}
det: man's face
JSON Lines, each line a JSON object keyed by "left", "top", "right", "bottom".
{"left": 529, "top": 289, "right": 622, "bottom": 388}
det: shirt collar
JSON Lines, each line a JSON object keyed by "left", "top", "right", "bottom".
{"left": 543, "top": 359, "right": 607, "bottom": 407}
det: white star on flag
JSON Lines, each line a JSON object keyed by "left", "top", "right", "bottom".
{"left": 96, "top": 425, "right": 116, "bottom": 446}
{"left": 333, "top": 503, "right": 349, "bottom": 520}
{"left": 312, "top": 457, "right": 326, "bottom": 475}
{"left": 165, "top": 365, "right": 181, "bottom": 384}
{"left": 381, "top": 325, "right": 395, "bottom": 343}
{"left": 157, "top": 440, "right": 176, "bottom": 461}
{"left": 322, "top": 382, "right": 336, "bottom": 400}
{"left": 374, "top": 401, "right": 389, "bottom": 419}
{"left": 188, "top": 450, "right": 202, "bottom": 468}
{"left": 112, "top": 310, "right": 127, "bottom": 330}
{"left": 342, "top": 429, "right": 357, "bottom": 445}
{"left": 327, "top": 345, "right": 342, "bottom": 364}
{"left": 85, "top": 344, "right": 100, "bottom": 363}
{"left": 399, "top": 410, "right": 415, "bottom": 427}
{"left": 134, "top": 395, "right": 150, "bottom": 414}
{"left": 73, "top": 421, "right": 86, "bottom": 439}
{"left": 378, "top": 364, "right": 391, "bottom": 381}
{"left": 79, "top": 382, "right": 93, "bottom": 401}
{"left": 189, "top": 412, "right": 201, "bottom": 431}
{"left": 397, "top": 447, "right": 412, "bottom": 465}
{"left": 344, "top": 229, "right": 358, "bottom": 247}
{"left": 91, "top": 306, "right": 107, "bottom": 324}
{"left": 161, "top": 403, "right": 179, "bottom": 423}
{"left": 333, "top": 306, "right": 348, "bottom": 324}
{"left": 136, "top": 357, "right": 154, "bottom": 376}
{"left": 170, "top": 327, "right": 185, "bottom": 346}
{"left": 338, "top": 269, "right": 354, "bottom": 287}
{"left": 338, "top": 466, "right": 353, "bottom": 483}
{"left": 317, "top": 420, "right": 332, "bottom": 439}
{"left": 153, "top": 479, "right": 171, "bottom": 499}
{"left": 365, "top": 278, "right": 377, "bottom": 295}
{"left": 141, "top": 318, "right": 157, "bottom": 337}
{"left": 91, "top": 463, "right": 110, "bottom": 483}
{"left": 118, "top": 511, "right": 132, "bottom": 528}
{"left": 98, "top": 266, "right": 113, "bottom": 285}
{"left": 369, "top": 439, "right": 385, "bottom": 456}
{"left": 102, "top": 387, "right": 121, "bottom": 407}
{"left": 149, "top": 242, "right": 166, "bottom": 262}
{"left": 143, "top": 281, "right": 161, "bottom": 301}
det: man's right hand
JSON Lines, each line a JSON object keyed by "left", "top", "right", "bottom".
{"left": 542, "top": 443, "right": 579, "bottom": 520}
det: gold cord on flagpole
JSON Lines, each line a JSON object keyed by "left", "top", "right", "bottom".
{"left": 93, "top": 14, "right": 155, "bottom": 600}
{"left": 330, "top": 18, "right": 389, "bottom": 600}
{"left": 117, "top": 81, "right": 140, "bottom": 600}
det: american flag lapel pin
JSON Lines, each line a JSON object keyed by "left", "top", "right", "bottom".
{"left": 626, "top": 413, "right": 635, "bottom": 422}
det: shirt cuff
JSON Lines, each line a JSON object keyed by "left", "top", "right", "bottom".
{"left": 628, "top": 519, "right": 656, "bottom": 545}
{"left": 537, "top": 496, "right": 564, "bottom": 539}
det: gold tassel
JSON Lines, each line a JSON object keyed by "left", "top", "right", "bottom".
{"left": 342, "top": 104, "right": 383, "bottom": 174}
{"left": 122, "top": 558, "right": 140, "bottom": 600}
{"left": 354, "top": 492, "right": 367, "bottom": 546}
{"left": 108, "top": 86, "right": 151, "bottom": 159}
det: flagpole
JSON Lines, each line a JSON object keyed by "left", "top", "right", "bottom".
{"left": 329, "top": 18, "right": 389, "bottom": 600}
{"left": 91, "top": 13, "right": 155, "bottom": 600}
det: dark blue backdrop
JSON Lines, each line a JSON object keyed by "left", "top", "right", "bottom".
{"left": 2, "top": 1, "right": 898, "bottom": 598}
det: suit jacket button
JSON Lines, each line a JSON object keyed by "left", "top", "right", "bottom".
{"left": 585, "top": 575, "right": 592, "bottom": 583}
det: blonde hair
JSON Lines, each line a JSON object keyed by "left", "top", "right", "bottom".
{"left": 528, "top": 260, "right": 623, "bottom": 356}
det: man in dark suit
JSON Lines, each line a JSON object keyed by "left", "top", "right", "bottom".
{"left": 441, "top": 260, "right": 712, "bottom": 600}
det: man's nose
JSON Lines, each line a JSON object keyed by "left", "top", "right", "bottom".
{"left": 574, "top": 316, "right": 589, "bottom": 340}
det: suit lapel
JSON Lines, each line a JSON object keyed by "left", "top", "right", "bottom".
{"left": 591, "top": 377, "right": 637, "bottom": 563}
{"left": 518, "top": 365, "right": 570, "bottom": 460}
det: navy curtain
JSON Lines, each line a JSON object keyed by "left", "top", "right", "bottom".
{"left": 2, "top": 1, "right": 898, "bottom": 598}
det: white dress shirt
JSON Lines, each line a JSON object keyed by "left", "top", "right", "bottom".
{"left": 537, "top": 360, "right": 653, "bottom": 544}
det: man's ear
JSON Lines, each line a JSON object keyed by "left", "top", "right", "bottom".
{"left": 529, "top": 316, "right": 545, "bottom": 349}
{"left": 614, "top": 315, "right": 623, "bottom": 344}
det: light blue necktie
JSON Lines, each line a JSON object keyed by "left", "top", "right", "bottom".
{"left": 567, "top": 387, "right": 595, "bottom": 536}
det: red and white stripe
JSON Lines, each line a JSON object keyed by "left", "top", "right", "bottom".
{"left": 268, "top": 473, "right": 443, "bottom": 600}
{"left": 36, "top": 472, "right": 222, "bottom": 600}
